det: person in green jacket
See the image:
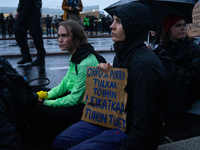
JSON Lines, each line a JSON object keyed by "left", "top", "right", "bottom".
{"left": 83, "top": 15, "right": 89, "bottom": 34}
{"left": 30, "top": 20, "right": 106, "bottom": 148}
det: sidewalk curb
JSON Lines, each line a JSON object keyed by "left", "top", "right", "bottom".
{"left": 0, "top": 34, "right": 112, "bottom": 40}
{"left": 0, "top": 50, "right": 115, "bottom": 58}
{"left": 158, "top": 136, "right": 200, "bottom": 150}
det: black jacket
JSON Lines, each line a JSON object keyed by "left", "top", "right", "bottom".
{"left": 0, "top": 78, "right": 23, "bottom": 150}
{"left": 101, "top": 16, "right": 106, "bottom": 25}
{"left": 71, "top": 43, "right": 106, "bottom": 74}
{"left": 0, "top": 14, "right": 6, "bottom": 25}
{"left": 17, "top": 0, "right": 42, "bottom": 13}
{"left": 45, "top": 17, "right": 52, "bottom": 27}
{"left": 108, "top": 3, "right": 166, "bottom": 150}
{"left": 166, "top": 38, "right": 200, "bottom": 107}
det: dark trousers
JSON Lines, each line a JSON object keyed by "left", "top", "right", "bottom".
{"left": 89, "top": 24, "right": 93, "bottom": 35}
{"left": 55, "top": 22, "right": 59, "bottom": 31}
{"left": 29, "top": 103, "right": 85, "bottom": 147}
{"left": 7, "top": 24, "right": 13, "bottom": 35}
{"left": 14, "top": 9, "right": 46, "bottom": 59}
{"left": 106, "top": 24, "right": 111, "bottom": 34}
{"left": 53, "top": 121, "right": 127, "bottom": 150}
{"left": 84, "top": 25, "right": 89, "bottom": 32}
{"left": 102, "top": 24, "right": 106, "bottom": 33}
{"left": 46, "top": 26, "right": 51, "bottom": 35}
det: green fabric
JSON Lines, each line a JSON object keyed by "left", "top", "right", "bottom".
{"left": 43, "top": 54, "right": 99, "bottom": 107}
{"left": 84, "top": 18, "right": 89, "bottom": 26}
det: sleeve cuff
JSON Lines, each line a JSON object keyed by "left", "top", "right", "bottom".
{"left": 43, "top": 99, "right": 56, "bottom": 107}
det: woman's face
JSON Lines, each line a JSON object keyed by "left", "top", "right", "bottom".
{"left": 58, "top": 25, "right": 74, "bottom": 53}
{"left": 110, "top": 15, "right": 125, "bottom": 43}
{"left": 150, "top": 31, "right": 156, "bottom": 37}
{"left": 169, "top": 19, "right": 186, "bottom": 42}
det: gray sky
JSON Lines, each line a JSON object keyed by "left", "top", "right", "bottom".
{"left": 0, "top": 0, "right": 119, "bottom": 12}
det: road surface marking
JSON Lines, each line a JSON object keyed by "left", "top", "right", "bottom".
{"left": 49, "top": 66, "right": 69, "bottom": 70}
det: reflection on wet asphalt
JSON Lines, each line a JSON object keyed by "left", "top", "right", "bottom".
{"left": 0, "top": 38, "right": 114, "bottom": 52}
{"left": 5, "top": 52, "right": 115, "bottom": 89}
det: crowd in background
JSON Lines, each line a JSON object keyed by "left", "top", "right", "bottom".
{"left": 0, "top": 13, "right": 15, "bottom": 38}
{"left": 0, "top": 12, "right": 113, "bottom": 37}
{"left": 0, "top": 12, "right": 63, "bottom": 38}
{"left": 83, "top": 14, "right": 113, "bottom": 35}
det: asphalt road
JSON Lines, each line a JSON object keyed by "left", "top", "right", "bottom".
{"left": 5, "top": 53, "right": 115, "bottom": 89}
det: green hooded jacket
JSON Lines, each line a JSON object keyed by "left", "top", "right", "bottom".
{"left": 43, "top": 44, "right": 102, "bottom": 107}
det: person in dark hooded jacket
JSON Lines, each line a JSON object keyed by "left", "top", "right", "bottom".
{"left": 53, "top": 3, "right": 166, "bottom": 150}
{"left": 160, "top": 13, "right": 200, "bottom": 113}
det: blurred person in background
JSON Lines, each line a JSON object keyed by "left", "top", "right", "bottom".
{"left": 0, "top": 13, "right": 6, "bottom": 38}
{"left": 6, "top": 13, "right": 14, "bottom": 38}
{"left": 62, "top": 0, "right": 84, "bottom": 28}
{"left": 101, "top": 14, "right": 106, "bottom": 34}
{"left": 52, "top": 13, "right": 62, "bottom": 32}
{"left": 14, "top": 0, "right": 46, "bottom": 66}
{"left": 45, "top": 14, "right": 52, "bottom": 36}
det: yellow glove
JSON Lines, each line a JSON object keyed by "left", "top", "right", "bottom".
{"left": 36, "top": 91, "right": 49, "bottom": 99}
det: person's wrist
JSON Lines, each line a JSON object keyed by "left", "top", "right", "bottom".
{"left": 38, "top": 99, "right": 44, "bottom": 105}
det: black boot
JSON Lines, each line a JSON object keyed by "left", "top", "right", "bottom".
{"left": 31, "top": 58, "right": 45, "bottom": 66}
{"left": 18, "top": 48, "right": 32, "bottom": 64}
{"left": 17, "top": 58, "right": 32, "bottom": 64}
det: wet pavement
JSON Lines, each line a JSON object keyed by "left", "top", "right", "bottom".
{"left": 0, "top": 35, "right": 115, "bottom": 89}
{"left": 0, "top": 36, "right": 114, "bottom": 57}
{"left": 1, "top": 35, "right": 200, "bottom": 149}
{"left": 5, "top": 53, "right": 115, "bottom": 89}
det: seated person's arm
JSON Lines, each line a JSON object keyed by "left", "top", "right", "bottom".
{"left": 43, "top": 65, "right": 88, "bottom": 107}
{"left": 47, "top": 70, "right": 70, "bottom": 100}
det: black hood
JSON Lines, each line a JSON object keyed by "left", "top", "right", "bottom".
{"left": 106, "top": 2, "right": 151, "bottom": 60}
{"left": 71, "top": 43, "right": 94, "bottom": 64}
{"left": 71, "top": 43, "right": 106, "bottom": 64}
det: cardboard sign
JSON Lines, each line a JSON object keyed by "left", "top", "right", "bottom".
{"left": 187, "top": 2, "right": 200, "bottom": 37}
{"left": 81, "top": 67, "right": 128, "bottom": 132}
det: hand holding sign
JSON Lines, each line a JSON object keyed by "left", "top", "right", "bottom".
{"left": 97, "top": 62, "right": 112, "bottom": 72}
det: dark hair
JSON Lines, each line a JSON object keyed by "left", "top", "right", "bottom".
{"left": 161, "top": 30, "right": 190, "bottom": 49}
{"left": 161, "top": 31, "right": 169, "bottom": 49}
{"left": 58, "top": 20, "right": 87, "bottom": 48}
{"left": 149, "top": 30, "right": 163, "bottom": 45}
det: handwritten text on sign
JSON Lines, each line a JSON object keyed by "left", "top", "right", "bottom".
{"left": 81, "top": 67, "right": 128, "bottom": 132}
{"left": 187, "top": 2, "right": 200, "bottom": 37}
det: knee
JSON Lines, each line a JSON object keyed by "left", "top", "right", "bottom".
{"left": 53, "top": 135, "right": 63, "bottom": 149}
{"left": 53, "top": 129, "right": 77, "bottom": 150}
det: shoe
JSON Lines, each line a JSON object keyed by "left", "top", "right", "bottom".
{"left": 31, "top": 58, "right": 45, "bottom": 66}
{"left": 17, "top": 58, "right": 32, "bottom": 64}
